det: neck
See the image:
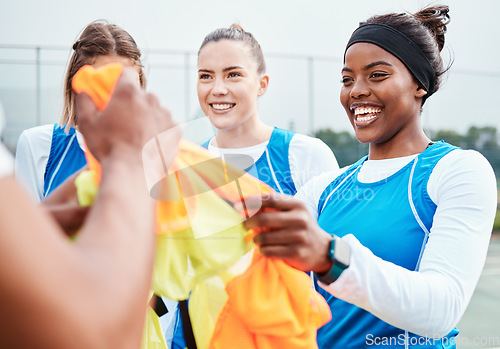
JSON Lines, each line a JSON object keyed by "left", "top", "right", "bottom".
{"left": 214, "top": 120, "right": 274, "bottom": 148}
{"left": 368, "top": 123, "right": 431, "bottom": 160}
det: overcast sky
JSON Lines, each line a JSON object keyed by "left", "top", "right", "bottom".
{"left": 2, "top": 0, "right": 498, "bottom": 63}
{"left": 1, "top": 0, "right": 500, "bottom": 144}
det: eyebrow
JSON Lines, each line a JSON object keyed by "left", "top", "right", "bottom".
{"left": 198, "top": 66, "right": 245, "bottom": 73}
{"left": 341, "top": 61, "right": 394, "bottom": 73}
{"left": 364, "top": 61, "right": 394, "bottom": 70}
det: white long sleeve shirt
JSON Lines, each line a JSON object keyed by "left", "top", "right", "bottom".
{"left": 296, "top": 149, "right": 497, "bottom": 337}
{"left": 0, "top": 103, "right": 13, "bottom": 179}
{"left": 14, "top": 124, "right": 85, "bottom": 201}
{"left": 208, "top": 132, "right": 339, "bottom": 192}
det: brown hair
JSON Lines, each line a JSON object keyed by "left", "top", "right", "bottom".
{"left": 198, "top": 24, "right": 266, "bottom": 74}
{"left": 361, "top": 5, "right": 450, "bottom": 101}
{"left": 61, "top": 20, "right": 146, "bottom": 128}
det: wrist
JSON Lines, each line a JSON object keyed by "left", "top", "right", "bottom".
{"left": 315, "top": 234, "right": 335, "bottom": 274}
{"left": 99, "top": 152, "right": 146, "bottom": 188}
{"left": 315, "top": 235, "right": 351, "bottom": 285}
{"left": 97, "top": 146, "right": 144, "bottom": 174}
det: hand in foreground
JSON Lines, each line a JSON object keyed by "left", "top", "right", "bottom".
{"left": 242, "top": 194, "right": 333, "bottom": 273}
{"left": 75, "top": 67, "right": 181, "bottom": 162}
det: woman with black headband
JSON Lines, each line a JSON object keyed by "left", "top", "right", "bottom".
{"left": 243, "top": 5, "right": 497, "bottom": 348}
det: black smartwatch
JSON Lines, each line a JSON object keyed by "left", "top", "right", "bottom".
{"left": 316, "top": 235, "right": 351, "bottom": 284}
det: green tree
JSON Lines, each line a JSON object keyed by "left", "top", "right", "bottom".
{"left": 314, "top": 128, "right": 368, "bottom": 167}
{"left": 431, "top": 130, "right": 465, "bottom": 148}
{"left": 431, "top": 126, "right": 500, "bottom": 179}
{"left": 316, "top": 126, "right": 500, "bottom": 179}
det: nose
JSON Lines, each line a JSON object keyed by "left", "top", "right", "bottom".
{"left": 211, "top": 77, "right": 228, "bottom": 96}
{"left": 349, "top": 79, "right": 370, "bottom": 99}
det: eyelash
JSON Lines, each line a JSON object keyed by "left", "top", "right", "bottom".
{"left": 370, "top": 72, "right": 388, "bottom": 79}
{"left": 340, "top": 73, "right": 388, "bottom": 84}
{"left": 199, "top": 72, "right": 242, "bottom": 80}
{"left": 341, "top": 77, "right": 353, "bottom": 84}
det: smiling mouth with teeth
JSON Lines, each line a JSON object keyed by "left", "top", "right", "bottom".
{"left": 211, "top": 103, "right": 235, "bottom": 110}
{"left": 354, "top": 107, "right": 382, "bottom": 123}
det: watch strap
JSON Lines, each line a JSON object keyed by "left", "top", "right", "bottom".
{"left": 316, "top": 236, "right": 348, "bottom": 284}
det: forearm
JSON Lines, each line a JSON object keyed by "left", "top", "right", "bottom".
{"left": 76, "top": 151, "right": 156, "bottom": 313}
{"left": 1, "top": 67, "right": 178, "bottom": 348}
{"left": 321, "top": 151, "right": 497, "bottom": 337}
{"left": 321, "top": 235, "right": 467, "bottom": 337}
{"left": 321, "top": 203, "right": 494, "bottom": 337}
{"left": 0, "top": 159, "right": 154, "bottom": 348}
{"left": 34, "top": 153, "right": 157, "bottom": 348}
{"left": 78, "top": 151, "right": 154, "bottom": 248}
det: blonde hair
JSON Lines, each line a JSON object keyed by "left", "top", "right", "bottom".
{"left": 199, "top": 24, "right": 266, "bottom": 74}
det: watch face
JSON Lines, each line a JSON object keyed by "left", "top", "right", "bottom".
{"left": 334, "top": 237, "right": 351, "bottom": 266}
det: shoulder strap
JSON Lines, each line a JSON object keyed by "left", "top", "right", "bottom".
{"left": 179, "top": 299, "right": 197, "bottom": 349}
{"left": 317, "top": 156, "right": 367, "bottom": 215}
{"left": 200, "top": 138, "right": 210, "bottom": 149}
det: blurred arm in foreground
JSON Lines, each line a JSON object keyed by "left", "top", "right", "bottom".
{"left": 0, "top": 68, "right": 181, "bottom": 349}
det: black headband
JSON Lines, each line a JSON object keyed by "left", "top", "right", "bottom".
{"left": 345, "top": 24, "right": 435, "bottom": 96}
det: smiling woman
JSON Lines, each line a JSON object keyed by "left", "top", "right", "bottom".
{"left": 194, "top": 24, "right": 339, "bottom": 195}
{"left": 341, "top": 42, "right": 429, "bottom": 156}
{"left": 197, "top": 39, "right": 266, "bottom": 137}
{"left": 242, "top": 5, "right": 498, "bottom": 349}
{"left": 170, "top": 24, "right": 340, "bottom": 348}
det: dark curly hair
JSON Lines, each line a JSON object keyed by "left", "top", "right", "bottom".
{"left": 361, "top": 5, "right": 451, "bottom": 102}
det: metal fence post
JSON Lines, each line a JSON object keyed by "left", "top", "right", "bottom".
{"left": 308, "top": 56, "right": 314, "bottom": 135}
{"left": 185, "top": 52, "right": 190, "bottom": 121}
{"left": 36, "top": 46, "right": 41, "bottom": 126}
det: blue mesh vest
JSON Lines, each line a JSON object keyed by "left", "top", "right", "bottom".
{"left": 201, "top": 127, "right": 297, "bottom": 195}
{"left": 44, "top": 124, "right": 87, "bottom": 197}
{"left": 315, "top": 141, "right": 459, "bottom": 349}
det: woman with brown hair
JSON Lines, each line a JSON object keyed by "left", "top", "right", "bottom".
{"left": 15, "top": 20, "right": 145, "bottom": 201}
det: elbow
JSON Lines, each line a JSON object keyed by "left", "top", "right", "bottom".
{"left": 417, "top": 319, "right": 456, "bottom": 339}
{"left": 413, "top": 282, "right": 467, "bottom": 338}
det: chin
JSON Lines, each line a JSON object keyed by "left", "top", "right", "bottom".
{"left": 212, "top": 120, "right": 237, "bottom": 132}
{"left": 353, "top": 130, "right": 373, "bottom": 144}
{"left": 207, "top": 116, "right": 229, "bottom": 129}
{"left": 355, "top": 138, "right": 371, "bottom": 145}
